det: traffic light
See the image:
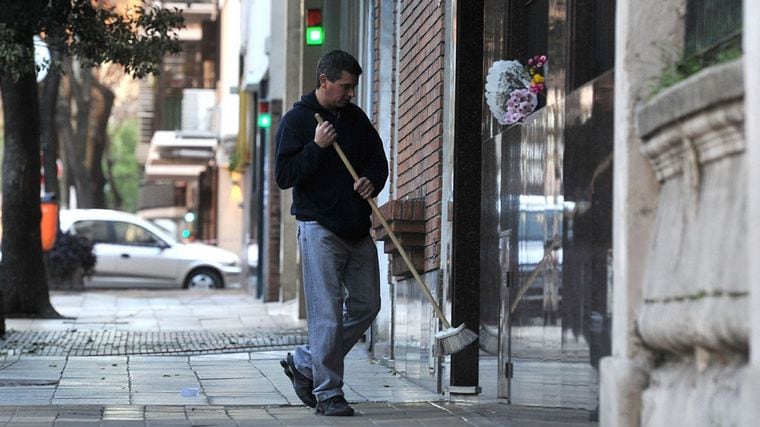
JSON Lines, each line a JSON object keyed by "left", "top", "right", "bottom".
{"left": 257, "top": 101, "right": 271, "bottom": 128}
{"left": 305, "top": 9, "right": 324, "bottom": 45}
{"left": 182, "top": 211, "right": 196, "bottom": 240}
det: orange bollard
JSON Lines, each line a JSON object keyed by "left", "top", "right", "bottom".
{"left": 41, "top": 200, "right": 59, "bottom": 252}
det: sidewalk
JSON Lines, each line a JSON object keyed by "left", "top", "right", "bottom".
{"left": 0, "top": 290, "right": 596, "bottom": 426}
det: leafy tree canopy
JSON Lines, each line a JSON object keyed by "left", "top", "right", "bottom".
{"left": 0, "top": 0, "right": 184, "bottom": 81}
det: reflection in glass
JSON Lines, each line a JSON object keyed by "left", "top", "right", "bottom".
{"left": 479, "top": 72, "right": 613, "bottom": 413}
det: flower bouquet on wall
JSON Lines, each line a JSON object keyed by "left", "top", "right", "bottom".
{"left": 485, "top": 55, "right": 547, "bottom": 126}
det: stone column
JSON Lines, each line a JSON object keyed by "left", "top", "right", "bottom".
{"left": 635, "top": 60, "right": 746, "bottom": 426}
{"left": 741, "top": 0, "right": 760, "bottom": 425}
{"left": 599, "top": 0, "right": 681, "bottom": 425}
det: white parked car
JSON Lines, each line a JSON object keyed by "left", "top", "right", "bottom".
{"left": 59, "top": 209, "right": 242, "bottom": 289}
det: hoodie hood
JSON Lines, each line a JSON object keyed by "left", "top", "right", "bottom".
{"left": 293, "top": 91, "right": 342, "bottom": 123}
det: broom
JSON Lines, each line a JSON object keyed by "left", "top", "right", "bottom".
{"left": 315, "top": 113, "right": 478, "bottom": 355}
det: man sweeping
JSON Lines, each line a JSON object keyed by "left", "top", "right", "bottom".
{"left": 274, "top": 49, "right": 389, "bottom": 417}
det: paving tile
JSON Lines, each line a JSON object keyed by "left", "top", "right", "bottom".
{"left": 131, "top": 394, "right": 208, "bottom": 406}
{"left": 52, "top": 398, "right": 131, "bottom": 405}
{"left": 101, "top": 420, "right": 146, "bottom": 427}
{"left": 0, "top": 291, "right": 600, "bottom": 426}
{"left": 225, "top": 408, "right": 277, "bottom": 418}
{"left": 54, "top": 407, "right": 103, "bottom": 420}
{"left": 53, "top": 388, "right": 129, "bottom": 396}
{"left": 190, "top": 352, "right": 252, "bottom": 361}
{"left": 53, "top": 421, "right": 100, "bottom": 427}
{"left": 202, "top": 389, "right": 281, "bottom": 397}
{"left": 370, "top": 421, "right": 421, "bottom": 426}
{"left": 144, "top": 406, "right": 186, "bottom": 416}
{"left": 102, "top": 410, "right": 144, "bottom": 420}
{"left": 208, "top": 396, "right": 286, "bottom": 405}
{"left": 235, "top": 423, "right": 285, "bottom": 427}
{"left": 145, "top": 422, "right": 191, "bottom": 427}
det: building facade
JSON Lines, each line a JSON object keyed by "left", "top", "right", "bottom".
{"left": 255, "top": 0, "right": 612, "bottom": 410}
{"left": 601, "top": 0, "right": 756, "bottom": 425}
{"left": 240, "top": 1, "right": 760, "bottom": 424}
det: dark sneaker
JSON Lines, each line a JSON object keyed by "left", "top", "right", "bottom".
{"left": 280, "top": 353, "right": 316, "bottom": 408}
{"left": 315, "top": 395, "right": 354, "bottom": 416}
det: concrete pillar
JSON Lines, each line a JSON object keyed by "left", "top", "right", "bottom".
{"left": 600, "top": 0, "right": 679, "bottom": 424}
{"left": 276, "top": 0, "right": 306, "bottom": 317}
{"left": 742, "top": 0, "right": 760, "bottom": 425}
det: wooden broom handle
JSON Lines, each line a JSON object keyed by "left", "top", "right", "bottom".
{"left": 314, "top": 113, "right": 451, "bottom": 328}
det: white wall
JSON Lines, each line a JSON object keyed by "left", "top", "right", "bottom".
{"left": 215, "top": 0, "right": 244, "bottom": 262}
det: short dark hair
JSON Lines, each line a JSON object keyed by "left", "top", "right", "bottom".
{"left": 315, "top": 50, "right": 362, "bottom": 88}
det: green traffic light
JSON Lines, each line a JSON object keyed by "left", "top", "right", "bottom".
{"left": 258, "top": 113, "right": 271, "bottom": 128}
{"left": 182, "top": 229, "right": 191, "bottom": 239}
{"left": 306, "top": 26, "right": 324, "bottom": 45}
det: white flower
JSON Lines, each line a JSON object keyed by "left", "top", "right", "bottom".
{"left": 485, "top": 60, "right": 531, "bottom": 125}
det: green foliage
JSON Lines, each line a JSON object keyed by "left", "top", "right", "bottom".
{"left": 106, "top": 118, "right": 140, "bottom": 212}
{"left": 229, "top": 149, "right": 240, "bottom": 175}
{"left": 651, "top": 38, "right": 743, "bottom": 96}
{"left": 66, "top": 4, "right": 185, "bottom": 78}
{"left": 0, "top": 0, "right": 185, "bottom": 81}
{"left": 715, "top": 44, "right": 743, "bottom": 63}
{"left": 0, "top": 25, "right": 35, "bottom": 81}
{"left": 0, "top": 1, "right": 47, "bottom": 80}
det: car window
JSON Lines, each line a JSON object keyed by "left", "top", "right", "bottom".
{"left": 71, "top": 220, "right": 112, "bottom": 243}
{"left": 113, "top": 222, "right": 164, "bottom": 246}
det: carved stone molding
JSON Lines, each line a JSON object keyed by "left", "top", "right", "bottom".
{"left": 634, "top": 58, "right": 748, "bottom": 356}
{"left": 637, "top": 59, "right": 744, "bottom": 181}
{"left": 639, "top": 100, "right": 744, "bottom": 182}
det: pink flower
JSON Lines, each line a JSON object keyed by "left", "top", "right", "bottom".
{"left": 503, "top": 88, "right": 538, "bottom": 125}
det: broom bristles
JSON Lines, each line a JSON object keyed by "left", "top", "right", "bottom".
{"left": 434, "top": 323, "right": 478, "bottom": 355}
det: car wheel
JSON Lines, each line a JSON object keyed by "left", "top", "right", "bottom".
{"left": 184, "top": 268, "right": 223, "bottom": 289}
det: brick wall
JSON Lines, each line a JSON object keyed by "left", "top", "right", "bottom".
{"left": 266, "top": 142, "right": 281, "bottom": 301}
{"left": 265, "top": 104, "right": 283, "bottom": 302}
{"left": 395, "top": 1, "right": 445, "bottom": 272}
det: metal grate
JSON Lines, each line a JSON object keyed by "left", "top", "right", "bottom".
{"left": 0, "top": 330, "right": 308, "bottom": 357}
{"left": 684, "top": 0, "right": 742, "bottom": 59}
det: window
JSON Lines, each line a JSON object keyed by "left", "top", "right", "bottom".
{"left": 684, "top": 0, "right": 741, "bottom": 61}
{"left": 71, "top": 220, "right": 111, "bottom": 244}
{"left": 112, "top": 222, "right": 163, "bottom": 246}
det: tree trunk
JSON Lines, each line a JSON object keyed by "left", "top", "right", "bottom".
{"left": 57, "top": 60, "right": 114, "bottom": 209}
{"left": 58, "top": 59, "right": 94, "bottom": 208}
{"left": 105, "top": 155, "right": 124, "bottom": 209}
{"left": 89, "top": 79, "right": 114, "bottom": 208}
{"left": 0, "top": 70, "right": 59, "bottom": 317}
{"left": 40, "top": 49, "right": 62, "bottom": 200}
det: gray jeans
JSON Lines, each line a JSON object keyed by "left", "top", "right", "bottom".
{"left": 293, "top": 221, "right": 381, "bottom": 402}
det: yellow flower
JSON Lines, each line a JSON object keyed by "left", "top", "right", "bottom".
{"left": 532, "top": 74, "right": 544, "bottom": 84}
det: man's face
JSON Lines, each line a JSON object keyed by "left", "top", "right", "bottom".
{"left": 320, "top": 71, "right": 358, "bottom": 111}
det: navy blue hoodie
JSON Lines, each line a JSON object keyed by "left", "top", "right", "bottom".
{"left": 275, "top": 91, "right": 389, "bottom": 239}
